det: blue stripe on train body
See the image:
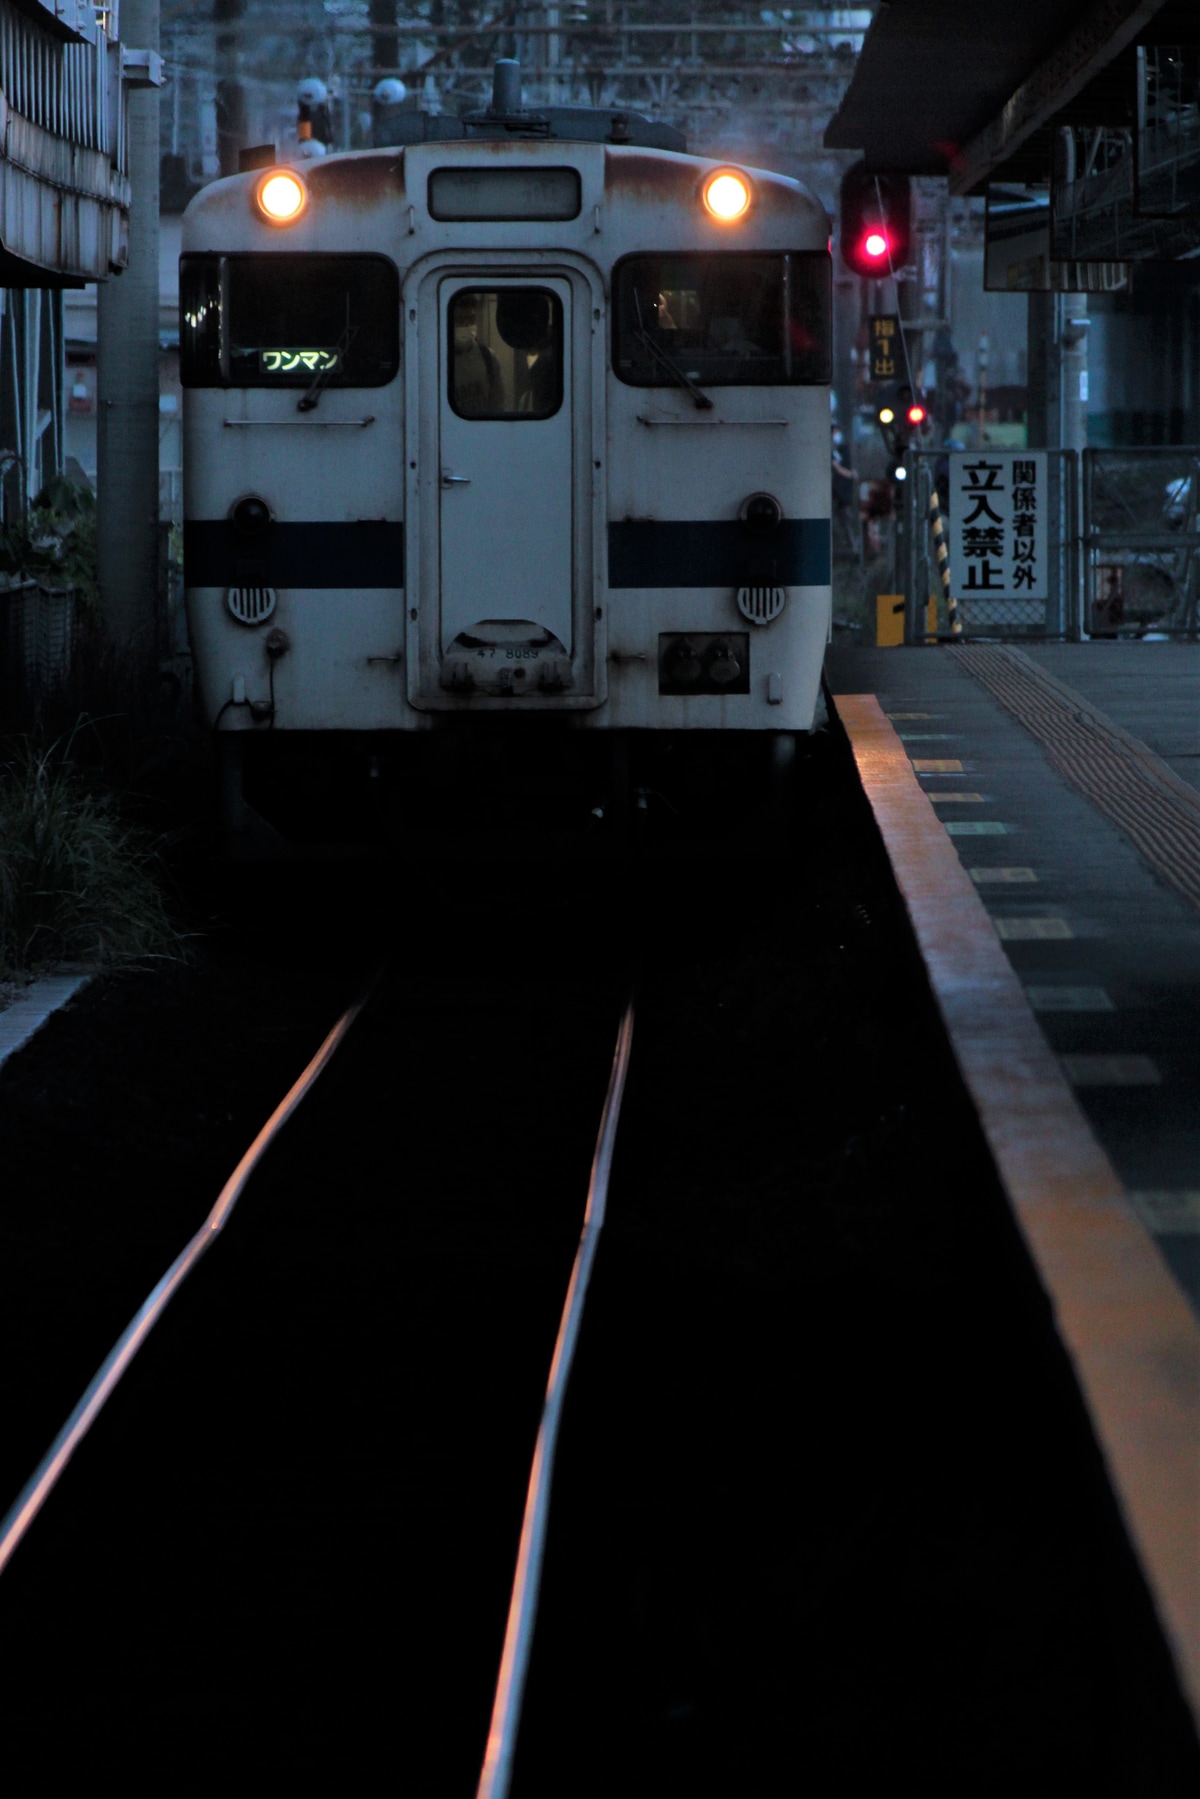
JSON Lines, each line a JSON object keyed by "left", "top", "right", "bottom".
{"left": 184, "top": 517, "right": 832, "bottom": 591}
{"left": 607, "top": 519, "right": 830, "bottom": 588}
{"left": 184, "top": 520, "right": 405, "bottom": 588}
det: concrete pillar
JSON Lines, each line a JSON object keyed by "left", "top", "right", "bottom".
{"left": 1027, "top": 288, "right": 1089, "bottom": 636}
{"left": 1061, "top": 295, "right": 1090, "bottom": 453}
{"left": 96, "top": 0, "right": 160, "bottom": 672}
{"left": 1026, "top": 292, "right": 1054, "bottom": 449}
{"left": 1026, "top": 291, "right": 1088, "bottom": 450}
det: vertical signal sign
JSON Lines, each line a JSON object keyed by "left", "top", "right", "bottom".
{"left": 869, "top": 314, "right": 901, "bottom": 381}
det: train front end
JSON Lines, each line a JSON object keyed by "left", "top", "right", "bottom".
{"left": 181, "top": 117, "right": 832, "bottom": 837}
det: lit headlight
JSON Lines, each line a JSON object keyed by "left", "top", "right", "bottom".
{"left": 702, "top": 169, "right": 752, "bottom": 222}
{"left": 256, "top": 169, "right": 307, "bottom": 225}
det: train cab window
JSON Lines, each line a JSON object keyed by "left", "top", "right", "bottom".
{"left": 448, "top": 287, "right": 563, "bottom": 420}
{"left": 180, "top": 253, "right": 400, "bottom": 387}
{"left": 613, "top": 252, "right": 831, "bottom": 388}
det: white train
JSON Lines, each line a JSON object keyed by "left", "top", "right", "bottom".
{"left": 181, "top": 65, "right": 832, "bottom": 838}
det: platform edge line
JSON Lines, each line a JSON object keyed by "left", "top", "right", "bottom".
{"left": 834, "top": 690, "right": 1200, "bottom": 1731}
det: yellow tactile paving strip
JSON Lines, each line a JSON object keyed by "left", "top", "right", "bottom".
{"left": 960, "top": 645, "right": 1200, "bottom": 917}
{"left": 835, "top": 692, "right": 1200, "bottom": 1731}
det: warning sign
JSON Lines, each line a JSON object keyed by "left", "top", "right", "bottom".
{"left": 947, "top": 451, "right": 1048, "bottom": 601}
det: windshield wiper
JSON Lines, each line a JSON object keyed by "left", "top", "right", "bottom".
{"left": 633, "top": 292, "right": 713, "bottom": 411}
{"left": 297, "top": 322, "right": 360, "bottom": 413}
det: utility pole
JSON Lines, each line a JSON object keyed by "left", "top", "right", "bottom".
{"left": 370, "top": 0, "right": 398, "bottom": 84}
{"left": 214, "top": 0, "right": 247, "bottom": 178}
{"left": 96, "top": 0, "right": 162, "bottom": 680}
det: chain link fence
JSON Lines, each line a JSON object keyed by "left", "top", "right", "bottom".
{"left": 897, "top": 446, "right": 1200, "bottom": 643}
{"left": 1083, "top": 448, "right": 1200, "bottom": 637}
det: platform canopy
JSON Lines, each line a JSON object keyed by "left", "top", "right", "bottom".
{"left": 825, "top": 0, "right": 1175, "bottom": 194}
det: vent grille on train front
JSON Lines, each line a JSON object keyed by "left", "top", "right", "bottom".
{"left": 736, "top": 585, "right": 786, "bottom": 625}
{"left": 226, "top": 585, "right": 277, "bottom": 625}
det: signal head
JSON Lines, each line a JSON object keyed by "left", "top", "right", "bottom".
{"left": 838, "top": 160, "right": 912, "bottom": 278}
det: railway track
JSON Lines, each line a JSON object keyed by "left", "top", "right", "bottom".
{"left": 0, "top": 992, "right": 370, "bottom": 1579}
{"left": 0, "top": 920, "right": 632, "bottom": 1789}
{"left": 0, "top": 733, "right": 1198, "bottom": 1789}
{"left": 478, "top": 995, "right": 636, "bottom": 1799}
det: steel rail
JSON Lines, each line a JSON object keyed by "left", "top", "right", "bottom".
{"left": 0, "top": 988, "right": 372, "bottom": 1579}
{"left": 477, "top": 991, "right": 637, "bottom": 1799}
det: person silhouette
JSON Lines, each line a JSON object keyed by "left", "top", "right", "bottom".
{"left": 495, "top": 289, "right": 559, "bottom": 415}
{"left": 452, "top": 292, "right": 505, "bottom": 415}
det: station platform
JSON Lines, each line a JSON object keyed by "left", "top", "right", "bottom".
{"left": 826, "top": 640, "right": 1200, "bottom": 1739}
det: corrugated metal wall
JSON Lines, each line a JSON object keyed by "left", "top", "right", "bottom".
{"left": 0, "top": 0, "right": 129, "bottom": 281}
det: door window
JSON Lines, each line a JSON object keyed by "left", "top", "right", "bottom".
{"left": 448, "top": 287, "right": 563, "bottom": 419}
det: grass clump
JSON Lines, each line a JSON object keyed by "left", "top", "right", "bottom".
{"left": 0, "top": 736, "right": 185, "bottom": 979}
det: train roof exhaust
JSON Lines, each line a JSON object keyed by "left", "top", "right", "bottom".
{"left": 491, "top": 59, "right": 523, "bottom": 119}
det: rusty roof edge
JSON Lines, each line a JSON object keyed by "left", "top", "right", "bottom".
{"left": 948, "top": 0, "right": 1170, "bottom": 193}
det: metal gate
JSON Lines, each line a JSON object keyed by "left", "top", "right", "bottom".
{"left": 899, "top": 446, "right": 1200, "bottom": 643}
{"left": 1083, "top": 447, "right": 1200, "bottom": 638}
{"left": 903, "top": 448, "right": 1079, "bottom": 642}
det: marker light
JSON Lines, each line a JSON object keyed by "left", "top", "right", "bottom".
{"left": 863, "top": 229, "right": 889, "bottom": 260}
{"left": 894, "top": 464, "right": 908, "bottom": 481}
{"left": 878, "top": 406, "right": 895, "bottom": 425}
{"left": 257, "top": 169, "right": 307, "bottom": 224}
{"left": 703, "top": 169, "right": 752, "bottom": 222}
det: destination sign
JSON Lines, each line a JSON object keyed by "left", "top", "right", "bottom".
{"left": 259, "top": 348, "right": 341, "bottom": 374}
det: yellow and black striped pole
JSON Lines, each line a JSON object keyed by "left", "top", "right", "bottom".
{"left": 929, "top": 488, "right": 962, "bottom": 639}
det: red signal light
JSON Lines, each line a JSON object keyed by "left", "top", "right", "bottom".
{"left": 906, "top": 403, "right": 927, "bottom": 426}
{"left": 839, "top": 162, "right": 911, "bottom": 278}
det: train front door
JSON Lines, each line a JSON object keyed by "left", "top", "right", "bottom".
{"left": 436, "top": 276, "right": 573, "bottom": 676}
